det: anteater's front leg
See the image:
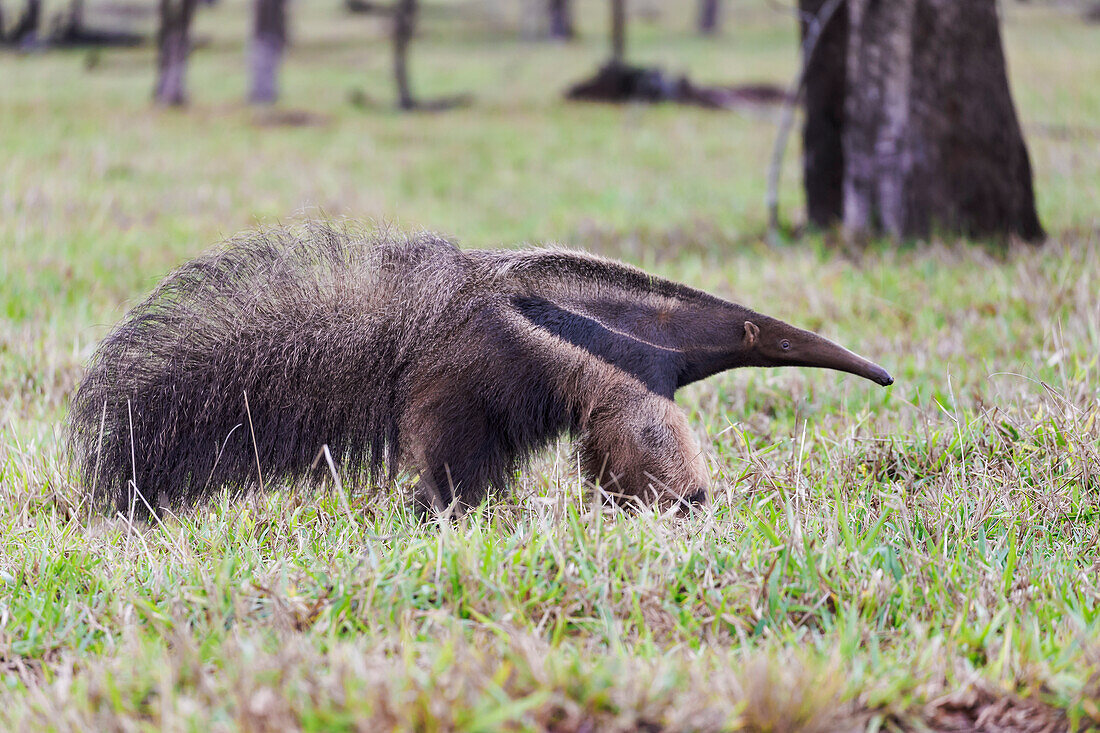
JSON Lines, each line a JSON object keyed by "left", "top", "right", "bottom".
{"left": 578, "top": 384, "right": 709, "bottom": 509}
{"left": 397, "top": 363, "right": 499, "bottom": 514}
{"left": 402, "top": 399, "right": 499, "bottom": 516}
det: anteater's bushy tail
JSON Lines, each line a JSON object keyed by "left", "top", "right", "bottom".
{"left": 68, "top": 223, "right": 464, "bottom": 512}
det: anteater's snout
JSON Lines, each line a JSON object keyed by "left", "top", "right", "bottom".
{"left": 854, "top": 358, "right": 894, "bottom": 387}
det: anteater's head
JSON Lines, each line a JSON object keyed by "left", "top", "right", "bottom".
{"left": 741, "top": 317, "right": 894, "bottom": 386}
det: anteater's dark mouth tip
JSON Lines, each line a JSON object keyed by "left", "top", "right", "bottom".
{"left": 859, "top": 363, "right": 894, "bottom": 386}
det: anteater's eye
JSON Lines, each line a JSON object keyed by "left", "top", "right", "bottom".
{"left": 780, "top": 340, "right": 791, "bottom": 350}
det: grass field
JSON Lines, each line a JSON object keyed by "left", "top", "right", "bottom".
{"left": 2, "top": 1, "right": 1100, "bottom": 730}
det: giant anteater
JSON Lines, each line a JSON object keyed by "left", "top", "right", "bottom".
{"left": 69, "top": 224, "right": 893, "bottom": 514}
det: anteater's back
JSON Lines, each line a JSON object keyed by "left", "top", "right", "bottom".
{"left": 68, "top": 225, "right": 482, "bottom": 511}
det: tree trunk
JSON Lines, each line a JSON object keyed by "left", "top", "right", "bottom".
{"left": 610, "top": 0, "right": 625, "bottom": 63}
{"left": 548, "top": 0, "right": 575, "bottom": 40}
{"left": 69, "top": 0, "right": 86, "bottom": 29}
{"left": 393, "top": 0, "right": 417, "bottom": 109}
{"left": 7, "top": 0, "right": 42, "bottom": 46}
{"left": 154, "top": 0, "right": 200, "bottom": 106}
{"left": 798, "top": 0, "right": 847, "bottom": 228}
{"left": 698, "top": 0, "right": 720, "bottom": 35}
{"left": 842, "top": 0, "right": 1043, "bottom": 241}
{"left": 249, "top": 0, "right": 287, "bottom": 104}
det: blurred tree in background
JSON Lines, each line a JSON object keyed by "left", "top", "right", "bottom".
{"left": 698, "top": 0, "right": 720, "bottom": 34}
{"left": 249, "top": 0, "right": 286, "bottom": 104}
{"left": 392, "top": 0, "right": 417, "bottom": 109}
{"left": 798, "top": 0, "right": 1043, "bottom": 242}
{"left": 610, "top": 0, "right": 624, "bottom": 62}
{"left": 153, "top": 0, "right": 199, "bottom": 105}
{"left": 798, "top": 0, "right": 847, "bottom": 229}
{"left": 3, "top": 0, "right": 41, "bottom": 46}
{"left": 547, "top": 0, "right": 574, "bottom": 40}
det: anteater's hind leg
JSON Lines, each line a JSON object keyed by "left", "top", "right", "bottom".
{"left": 578, "top": 386, "right": 709, "bottom": 509}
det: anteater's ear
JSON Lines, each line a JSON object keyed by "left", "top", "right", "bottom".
{"left": 743, "top": 321, "right": 759, "bottom": 347}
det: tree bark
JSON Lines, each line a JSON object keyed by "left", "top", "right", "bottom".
{"left": 154, "top": 0, "right": 200, "bottom": 106}
{"left": 393, "top": 0, "right": 417, "bottom": 109}
{"left": 610, "top": 0, "right": 625, "bottom": 63}
{"left": 698, "top": 0, "right": 720, "bottom": 35}
{"left": 842, "top": 0, "right": 1043, "bottom": 241}
{"left": 798, "top": 0, "right": 847, "bottom": 228}
{"left": 249, "top": 0, "right": 287, "bottom": 104}
{"left": 548, "top": 0, "right": 575, "bottom": 40}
